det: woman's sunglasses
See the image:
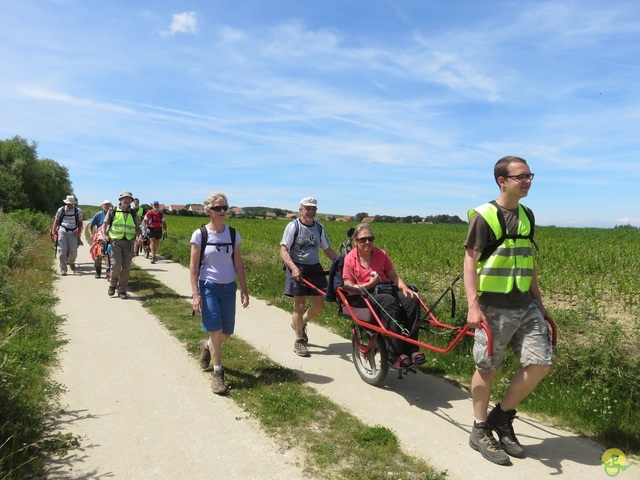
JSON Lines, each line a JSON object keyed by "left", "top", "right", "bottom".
{"left": 356, "top": 236, "right": 375, "bottom": 243}
{"left": 211, "top": 205, "right": 229, "bottom": 212}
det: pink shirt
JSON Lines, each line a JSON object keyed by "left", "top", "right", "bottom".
{"left": 343, "top": 247, "right": 394, "bottom": 284}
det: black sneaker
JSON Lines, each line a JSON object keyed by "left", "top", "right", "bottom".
{"left": 108, "top": 286, "right": 116, "bottom": 296}
{"left": 469, "top": 422, "right": 511, "bottom": 465}
{"left": 411, "top": 352, "right": 426, "bottom": 365}
{"left": 487, "top": 404, "right": 524, "bottom": 458}
{"left": 394, "top": 354, "right": 412, "bottom": 368}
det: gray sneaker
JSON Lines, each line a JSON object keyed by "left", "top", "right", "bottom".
{"left": 211, "top": 368, "right": 228, "bottom": 395}
{"left": 469, "top": 422, "right": 511, "bottom": 466}
{"left": 199, "top": 339, "right": 211, "bottom": 369}
{"left": 293, "top": 339, "right": 310, "bottom": 357}
{"left": 487, "top": 404, "right": 524, "bottom": 458}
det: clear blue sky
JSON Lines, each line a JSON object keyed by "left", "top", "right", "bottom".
{"left": 1, "top": 1, "right": 639, "bottom": 227}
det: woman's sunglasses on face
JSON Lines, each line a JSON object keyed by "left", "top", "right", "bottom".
{"left": 211, "top": 205, "right": 229, "bottom": 212}
{"left": 356, "top": 236, "right": 375, "bottom": 243}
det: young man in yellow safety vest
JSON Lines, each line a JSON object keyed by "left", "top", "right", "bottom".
{"left": 463, "top": 156, "right": 553, "bottom": 466}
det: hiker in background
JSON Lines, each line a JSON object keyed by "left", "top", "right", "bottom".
{"left": 464, "top": 156, "right": 552, "bottom": 466}
{"left": 90, "top": 200, "right": 112, "bottom": 236}
{"left": 89, "top": 200, "right": 112, "bottom": 279}
{"left": 280, "top": 197, "right": 336, "bottom": 357}
{"left": 342, "top": 223, "right": 425, "bottom": 369}
{"left": 51, "top": 194, "right": 83, "bottom": 276}
{"left": 133, "top": 197, "right": 144, "bottom": 219}
{"left": 143, "top": 201, "right": 167, "bottom": 264}
{"left": 190, "top": 192, "right": 249, "bottom": 395}
{"left": 102, "top": 190, "right": 141, "bottom": 299}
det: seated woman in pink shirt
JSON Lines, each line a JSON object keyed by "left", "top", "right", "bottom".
{"left": 342, "top": 223, "right": 426, "bottom": 368}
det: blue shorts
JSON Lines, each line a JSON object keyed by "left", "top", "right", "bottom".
{"left": 199, "top": 280, "right": 237, "bottom": 334}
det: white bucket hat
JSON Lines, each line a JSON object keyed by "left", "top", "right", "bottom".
{"left": 63, "top": 195, "right": 77, "bottom": 205}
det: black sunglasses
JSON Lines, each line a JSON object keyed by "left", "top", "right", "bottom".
{"left": 211, "top": 205, "right": 229, "bottom": 212}
{"left": 356, "top": 236, "right": 375, "bottom": 243}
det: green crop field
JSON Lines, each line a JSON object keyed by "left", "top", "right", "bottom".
{"left": 159, "top": 216, "right": 640, "bottom": 452}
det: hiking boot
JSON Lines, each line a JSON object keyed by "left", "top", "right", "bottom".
{"left": 69, "top": 263, "right": 76, "bottom": 271}
{"left": 108, "top": 286, "right": 116, "bottom": 296}
{"left": 199, "top": 339, "right": 211, "bottom": 369}
{"left": 293, "top": 339, "right": 310, "bottom": 357}
{"left": 118, "top": 292, "right": 129, "bottom": 299}
{"left": 150, "top": 258, "right": 156, "bottom": 264}
{"left": 60, "top": 270, "right": 67, "bottom": 276}
{"left": 469, "top": 422, "right": 511, "bottom": 465}
{"left": 211, "top": 368, "right": 228, "bottom": 395}
{"left": 487, "top": 404, "right": 524, "bottom": 458}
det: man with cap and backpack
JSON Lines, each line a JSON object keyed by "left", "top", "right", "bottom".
{"left": 280, "top": 197, "right": 336, "bottom": 357}
{"left": 102, "top": 191, "right": 142, "bottom": 299}
{"left": 51, "top": 194, "right": 84, "bottom": 276}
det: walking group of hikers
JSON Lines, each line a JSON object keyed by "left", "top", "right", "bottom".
{"left": 51, "top": 191, "right": 167, "bottom": 299}
{"left": 189, "top": 155, "right": 552, "bottom": 467}
{"left": 54, "top": 155, "right": 552, "bottom": 467}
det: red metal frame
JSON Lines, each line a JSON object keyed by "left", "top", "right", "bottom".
{"left": 301, "top": 277, "right": 558, "bottom": 358}
{"left": 335, "top": 285, "right": 494, "bottom": 356}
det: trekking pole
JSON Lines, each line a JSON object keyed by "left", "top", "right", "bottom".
{"left": 50, "top": 231, "right": 58, "bottom": 259}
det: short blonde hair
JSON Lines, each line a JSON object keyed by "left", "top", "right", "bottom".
{"left": 203, "top": 192, "right": 228, "bottom": 213}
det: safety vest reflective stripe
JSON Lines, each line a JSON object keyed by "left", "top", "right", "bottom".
{"left": 469, "top": 202, "right": 533, "bottom": 294}
{"left": 108, "top": 208, "right": 137, "bottom": 240}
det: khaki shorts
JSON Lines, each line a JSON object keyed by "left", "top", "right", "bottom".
{"left": 473, "top": 300, "right": 553, "bottom": 373}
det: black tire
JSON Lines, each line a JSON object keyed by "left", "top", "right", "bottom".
{"left": 145, "top": 247, "right": 150, "bottom": 259}
{"left": 352, "top": 326, "right": 388, "bottom": 386}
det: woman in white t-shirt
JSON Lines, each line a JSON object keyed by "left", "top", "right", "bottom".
{"left": 189, "top": 192, "right": 249, "bottom": 395}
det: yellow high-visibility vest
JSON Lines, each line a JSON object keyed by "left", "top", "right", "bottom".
{"left": 468, "top": 202, "right": 534, "bottom": 294}
{"left": 108, "top": 207, "right": 137, "bottom": 240}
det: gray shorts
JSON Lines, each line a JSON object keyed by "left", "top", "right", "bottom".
{"left": 474, "top": 300, "right": 553, "bottom": 373}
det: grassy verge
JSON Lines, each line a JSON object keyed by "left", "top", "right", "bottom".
{"left": 127, "top": 267, "right": 446, "bottom": 480}
{"left": 0, "top": 211, "right": 79, "bottom": 479}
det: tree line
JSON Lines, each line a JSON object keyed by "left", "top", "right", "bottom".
{"left": 0, "top": 136, "right": 73, "bottom": 214}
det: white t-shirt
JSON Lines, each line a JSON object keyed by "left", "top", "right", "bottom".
{"left": 190, "top": 225, "right": 242, "bottom": 284}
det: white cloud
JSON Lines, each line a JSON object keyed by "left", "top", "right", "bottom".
{"left": 161, "top": 11, "right": 198, "bottom": 37}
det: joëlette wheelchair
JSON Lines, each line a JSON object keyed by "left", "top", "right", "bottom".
{"left": 303, "top": 267, "right": 557, "bottom": 386}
